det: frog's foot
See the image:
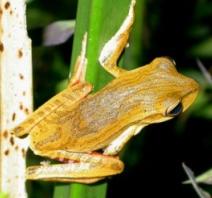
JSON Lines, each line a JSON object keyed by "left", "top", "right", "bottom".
{"left": 69, "top": 32, "right": 88, "bottom": 86}
{"left": 99, "top": 0, "right": 135, "bottom": 77}
{"left": 26, "top": 150, "right": 124, "bottom": 183}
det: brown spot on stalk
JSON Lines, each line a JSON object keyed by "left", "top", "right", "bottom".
{"left": 19, "top": 103, "right": 23, "bottom": 110}
{"left": 0, "top": 42, "right": 4, "bottom": 52}
{"left": 19, "top": 73, "right": 24, "bottom": 80}
{"left": 21, "top": 148, "right": 26, "bottom": 158}
{"left": 3, "top": 130, "right": 8, "bottom": 138}
{"left": 22, "top": 91, "right": 26, "bottom": 96}
{"left": 4, "top": 149, "right": 9, "bottom": 156}
{"left": 15, "top": 145, "right": 19, "bottom": 151}
{"left": 12, "top": 112, "right": 16, "bottom": 121}
{"left": 4, "top": 2, "right": 10, "bottom": 9}
{"left": 9, "top": 10, "right": 13, "bottom": 15}
{"left": 24, "top": 108, "right": 29, "bottom": 115}
{"left": 10, "top": 136, "right": 15, "bottom": 145}
{"left": 18, "top": 49, "right": 23, "bottom": 58}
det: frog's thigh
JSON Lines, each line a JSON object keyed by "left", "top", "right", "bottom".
{"left": 69, "top": 33, "right": 88, "bottom": 86}
{"left": 26, "top": 150, "right": 124, "bottom": 183}
{"left": 26, "top": 163, "right": 105, "bottom": 183}
{"left": 103, "top": 124, "right": 145, "bottom": 155}
{"left": 12, "top": 34, "right": 89, "bottom": 138}
{"left": 12, "top": 81, "right": 91, "bottom": 138}
{"left": 98, "top": 0, "right": 135, "bottom": 78}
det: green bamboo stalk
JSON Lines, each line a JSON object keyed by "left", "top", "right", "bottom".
{"left": 123, "top": 0, "right": 146, "bottom": 68}
{"left": 53, "top": 0, "right": 146, "bottom": 197}
{"left": 70, "top": 0, "right": 134, "bottom": 89}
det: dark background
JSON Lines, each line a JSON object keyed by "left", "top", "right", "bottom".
{"left": 26, "top": 0, "right": 212, "bottom": 197}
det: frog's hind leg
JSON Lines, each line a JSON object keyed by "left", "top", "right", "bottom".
{"left": 26, "top": 150, "right": 124, "bottom": 183}
{"left": 99, "top": 0, "right": 136, "bottom": 77}
{"left": 12, "top": 33, "right": 91, "bottom": 138}
{"left": 42, "top": 177, "right": 104, "bottom": 184}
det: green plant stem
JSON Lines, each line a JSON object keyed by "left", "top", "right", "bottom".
{"left": 53, "top": 0, "right": 146, "bottom": 197}
{"left": 69, "top": 183, "right": 107, "bottom": 198}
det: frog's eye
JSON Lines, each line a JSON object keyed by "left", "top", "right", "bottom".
{"left": 165, "top": 102, "right": 183, "bottom": 117}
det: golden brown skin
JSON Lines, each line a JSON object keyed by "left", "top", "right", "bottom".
{"left": 12, "top": 0, "right": 199, "bottom": 183}
{"left": 29, "top": 57, "right": 199, "bottom": 154}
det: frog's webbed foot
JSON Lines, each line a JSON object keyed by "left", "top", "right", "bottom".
{"left": 26, "top": 150, "right": 124, "bottom": 183}
{"left": 99, "top": 0, "right": 135, "bottom": 77}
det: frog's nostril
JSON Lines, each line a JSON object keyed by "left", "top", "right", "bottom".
{"left": 163, "top": 56, "right": 176, "bottom": 66}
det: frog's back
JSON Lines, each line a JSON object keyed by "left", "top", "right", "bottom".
{"left": 57, "top": 70, "right": 146, "bottom": 151}
{"left": 29, "top": 70, "right": 143, "bottom": 153}
{"left": 55, "top": 59, "right": 198, "bottom": 152}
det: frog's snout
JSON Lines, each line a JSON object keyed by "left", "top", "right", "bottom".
{"left": 182, "top": 77, "right": 199, "bottom": 112}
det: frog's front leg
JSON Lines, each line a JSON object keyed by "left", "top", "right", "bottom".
{"left": 99, "top": 0, "right": 135, "bottom": 77}
{"left": 26, "top": 150, "right": 124, "bottom": 183}
{"left": 104, "top": 124, "right": 145, "bottom": 155}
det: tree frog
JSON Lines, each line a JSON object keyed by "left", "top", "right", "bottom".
{"left": 12, "top": 0, "right": 199, "bottom": 183}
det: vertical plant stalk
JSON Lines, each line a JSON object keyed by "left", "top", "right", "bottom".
{"left": 70, "top": 0, "right": 133, "bottom": 197}
{"left": 54, "top": 0, "right": 146, "bottom": 197}
{"left": 0, "top": 0, "right": 32, "bottom": 197}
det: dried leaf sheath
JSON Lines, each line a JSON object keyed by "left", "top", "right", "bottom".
{"left": 0, "top": 0, "right": 32, "bottom": 197}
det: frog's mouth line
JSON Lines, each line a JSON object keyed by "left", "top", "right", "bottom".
{"left": 181, "top": 87, "right": 199, "bottom": 112}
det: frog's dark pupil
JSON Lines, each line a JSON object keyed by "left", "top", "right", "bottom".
{"left": 167, "top": 103, "right": 183, "bottom": 117}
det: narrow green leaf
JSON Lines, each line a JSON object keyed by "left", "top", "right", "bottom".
{"left": 182, "top": 163, "right": 210, "bottom": 198}
{"left": 53, "top": 0, "right": 146, "bottom": 197}
{"left": 53, "top": 184, "right": 70, "bottom": 198}
{"left": 189, "top": 37, "right": 212, "bottom": 58}
{"left": 68, "top": 1, "right": 133, "bottom": 197}
{"left": 195, "top": 169, "right": 212, "bottom": 185}
{"left": 123, "top": 0, "right": 146, "bottom": 68}
{"left": 69, "top": 183, "right": 107, "bottom": 198}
